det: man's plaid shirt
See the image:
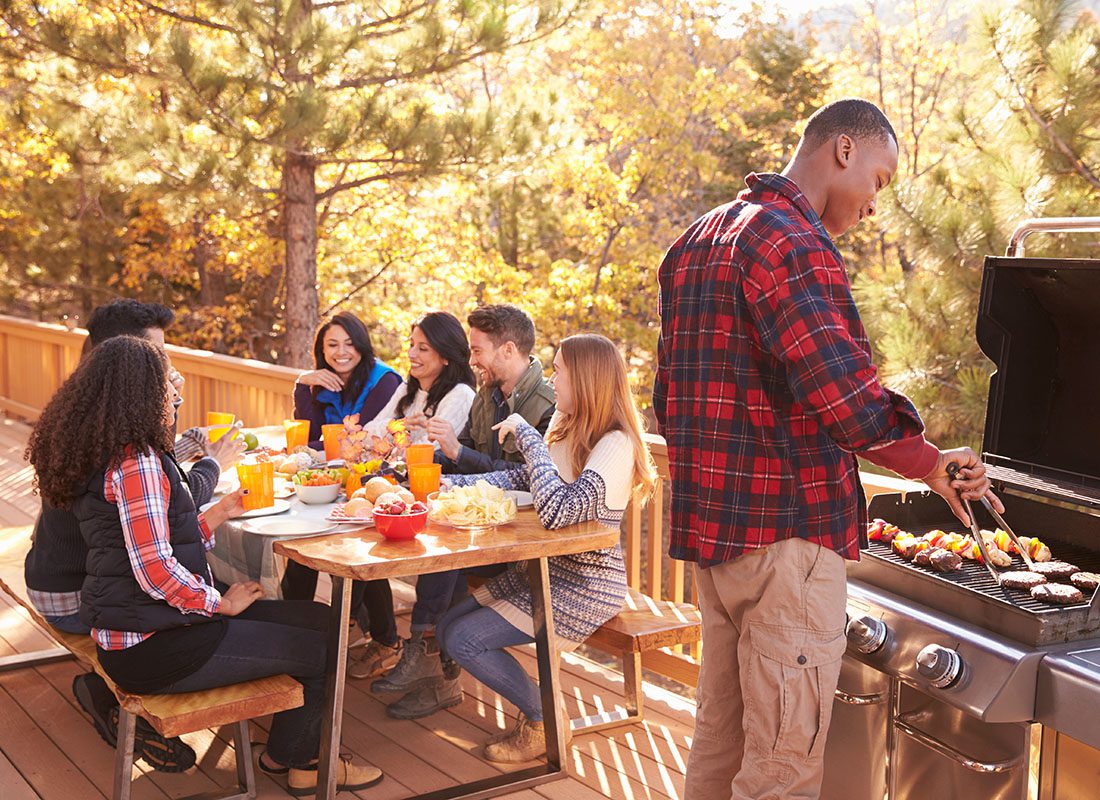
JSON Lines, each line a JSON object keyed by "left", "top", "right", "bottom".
{"left": 654, "top": 173, "right": 938, "bottom": 568}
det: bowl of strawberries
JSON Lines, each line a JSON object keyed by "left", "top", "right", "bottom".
{"left": 372, "top": 493, "right": 430, "bottom": 540}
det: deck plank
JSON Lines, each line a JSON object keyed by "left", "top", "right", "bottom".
{"left": 0, "top": 749, "right": 41, "bottom": 800}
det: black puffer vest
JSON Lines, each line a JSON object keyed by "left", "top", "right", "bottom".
{"left": 75, "top": 452, "right": 216, "bottom": 633}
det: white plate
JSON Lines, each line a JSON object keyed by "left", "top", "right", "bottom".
{"left": 506, "top": 491, "right": 533, "bottom": 509}
{"left": 241, "top": 519, "right": 336, "bottom": 537}
{"left": 213, "top": 479, "right": 235, "bottom": 496}
{"left": 200, "top": 499, "right": 292, "bottom": 519}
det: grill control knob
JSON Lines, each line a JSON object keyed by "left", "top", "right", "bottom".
{"left": 916, "top": 645, "right": 963, "bottom": 688}
{"left": 846, "top": 615, "right": 888, "bottom": 654}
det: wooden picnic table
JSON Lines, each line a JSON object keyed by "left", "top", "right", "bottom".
{"left": 274, "top": 511, "right": 621, "bottom": 800}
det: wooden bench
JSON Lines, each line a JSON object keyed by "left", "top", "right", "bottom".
{"left": 465, "top": 574, "right": 701, "bottom": 734}
{"left": 574, "top": 588, "right": 701, "bottom": 733}
{"left": 0, "top": 525, "right": 304, "bottom": 800}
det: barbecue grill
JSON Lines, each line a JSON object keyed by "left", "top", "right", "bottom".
{"left": 820, "top": 218, "right": 1100, "bottom": 800}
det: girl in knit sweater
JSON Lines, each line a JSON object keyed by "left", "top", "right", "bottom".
{"left": 436, "top": 333, "right": 656, "bottom": 763}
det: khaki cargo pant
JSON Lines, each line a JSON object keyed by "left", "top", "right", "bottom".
{"left": 685, "top": 538, "right": 847, "bottom": 800}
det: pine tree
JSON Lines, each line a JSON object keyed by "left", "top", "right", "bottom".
{"left": 856, "top": 0, "right": 1100, "bottom": 446}
{"left": 0, "top": 0, "right": 575, "bottom": 364}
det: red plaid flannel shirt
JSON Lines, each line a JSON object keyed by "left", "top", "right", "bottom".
{"left": 654, "top": 173, "right": 938, "bottom": 567}
{"left": 94, "top": 449, "right": 221, "bottom": 650}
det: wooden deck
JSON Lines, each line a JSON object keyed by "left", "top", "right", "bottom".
{"left": 0, "top": 416, "right": 695, "bottom": 799}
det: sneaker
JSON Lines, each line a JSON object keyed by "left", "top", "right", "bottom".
{"left": 287, "top": 756, "right": 383, "bottom": 797}
{"left": 483, "top": 714, "right": 546, "bottom": 763}
{"left": 370, "top": 632, "right": 442, "bottom": 694}
{"left": 386, "top": 676, "right": 463, "bottom": 720}
{"left": 348, "top": 638, "right": 402, "bottom": 680}
{"left": 107, "top": 707, "right": 197, "bottom": 773}
{"left": 72, "top": 673, "right": 118, "bottom": 747}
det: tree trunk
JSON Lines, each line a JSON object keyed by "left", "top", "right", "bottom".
{"left": 193, "top": 214, "right": 223, "bottom": 306}
{"left": 282, "top": 149, "right": 319, "bottom": 368}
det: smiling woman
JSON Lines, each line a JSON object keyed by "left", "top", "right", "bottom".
{"left": 291, "top": 312, "right": 403, "bottom": 449}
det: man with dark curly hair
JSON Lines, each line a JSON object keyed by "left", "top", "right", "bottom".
{"left": 24, "top": 298, "right": 244, "bottom": 772}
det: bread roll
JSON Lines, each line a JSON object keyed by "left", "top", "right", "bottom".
{"left": 364, "top": 476, "right": 395, "bottom": 503}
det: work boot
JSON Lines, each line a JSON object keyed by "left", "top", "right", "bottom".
{"left": 287, "top": 756, "right": 383, "bottom": 797}
{"left": 370, "top": 631, "right": 442, "bottom": 694}
{"left": 386, "top": 675, "right": 463, "bottom": 720}
{"left": 347, "top": 638, "right": 402, "bottom": 680}
{"left": 483, "top": 714, "right": 547, "bottom": 763}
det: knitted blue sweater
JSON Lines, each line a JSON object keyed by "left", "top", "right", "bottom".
{"left": 451, "top": 418, "right": 632, "bottom": 645}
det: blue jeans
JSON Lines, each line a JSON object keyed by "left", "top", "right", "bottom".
{"left": 436, "top": 596, "right": 542, "bottom": 721}
{"left": 156, "top": 600, "right": 328, "bottom": 769}
{"left": 46, "top": 612, "right": 91, "bottom": 635}
{"left": 411, "top": 563, "right": 509, "bottom": 633}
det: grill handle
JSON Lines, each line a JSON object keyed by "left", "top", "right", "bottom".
{"left": 834, "top": 688, "right": 887, "bottom": 706}
{"left": 894, "top": 713, "right": 1023, "bottom": 774}
{"left": 1006, "top": 217, "right": 1100, "bottom": 257}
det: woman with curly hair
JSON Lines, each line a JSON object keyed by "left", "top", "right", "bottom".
{"left": 28, "top": 336, "right": 383, "bottom": 795}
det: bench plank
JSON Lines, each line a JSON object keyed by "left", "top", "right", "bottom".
{"left": 585, "top": 589, "right": 701, "bottom": 654}
{"left": 0, "top": 525, "right": 303, "bottom": 739}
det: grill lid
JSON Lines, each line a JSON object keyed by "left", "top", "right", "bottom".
{"left": 977, "top": 254, "right": 1100, "bottom": 510}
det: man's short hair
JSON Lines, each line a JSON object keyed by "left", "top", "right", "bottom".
{"left": 87, "top": 299, "right": 175, "bottom": 346}
{"left": 467, "top": 304, "right": 536, "bottom": 356}
{"left": 801, "top": 98, "right": 897, "bottom": 150}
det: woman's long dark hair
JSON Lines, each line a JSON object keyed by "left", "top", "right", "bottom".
{"left": 312, "top": 312, "right": 378, "bottom": 404}
{"left": 396, "top": 311, "right": 476, "bottom": 418}
{"left": 28, "top": 336, "right": 174, "bottom": 509}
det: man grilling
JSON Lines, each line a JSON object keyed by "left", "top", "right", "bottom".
{"left": 654, "top": 98, "right": 1004, "bottom": 799}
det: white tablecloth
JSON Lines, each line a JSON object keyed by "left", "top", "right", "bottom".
{"left": 206, "top": 486, "right": 368, "bottom": 598}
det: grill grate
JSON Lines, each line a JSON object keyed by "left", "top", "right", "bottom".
{"left": 865, "top": 524, "right": 1100, "bottom": 614}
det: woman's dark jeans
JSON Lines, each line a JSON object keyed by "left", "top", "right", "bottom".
{"left": 156, "top": 600, "right": 328, "bottom": 769}
{"left": 281, "top": 560, "right": 398, "bottom": 646}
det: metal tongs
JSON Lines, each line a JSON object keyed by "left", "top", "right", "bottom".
{"left": 946, "top": 462, "right": 1036, "bottom": 584}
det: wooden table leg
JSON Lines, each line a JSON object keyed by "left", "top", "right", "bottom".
{"left": 527, "top": 557, "right": 565, "bottom": 772}
{"left": 317, "top": 575, "right": 352, "bottom": 800}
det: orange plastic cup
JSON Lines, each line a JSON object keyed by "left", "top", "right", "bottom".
{"left": 405, "top": 443, "right": 435, "bottom": 467}
{"left": 321, "top": 424, "right": 344, "bottom": 461}
{"left": 283, "top": 419, "right": 311, "bottom": 451}
{"left": 236, "top": 461, "right": 275, "bottom": 510}
{"left": 207, "top": 412, "right": 236, "bottom": 443}
{"left": 408, "top": 462, "right": 441, "bottom": 502}
{"left": 346, "top": 470, "right": 364, "bottom": 497}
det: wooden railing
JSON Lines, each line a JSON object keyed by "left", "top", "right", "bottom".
{"left": 1, "top": 313, "right": 920, "bottom": 689}
{"left": 0, "top": 314, "right": 299, "bottom": 430}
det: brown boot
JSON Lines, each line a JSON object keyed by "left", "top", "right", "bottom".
{"left": 287, "top": 756, "right": 383, "bottom": 796}
{"left": 486, "top": 705, "right": 574, "bottom": 747}
{"left": 483, "top": 714, "right": 548, "bottom": 763}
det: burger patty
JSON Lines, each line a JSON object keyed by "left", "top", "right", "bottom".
{"left": 1031, "top": 583, "right": 1085, "bottom": 605}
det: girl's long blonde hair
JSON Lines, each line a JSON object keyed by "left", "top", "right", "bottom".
{"left": 545, "top": 334, "right": 657, "bottom": 501}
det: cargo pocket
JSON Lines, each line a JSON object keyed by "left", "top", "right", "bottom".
{"left": 744, "top": 622, "right": 846, "bottom": 762}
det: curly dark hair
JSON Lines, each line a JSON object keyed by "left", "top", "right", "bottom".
{"left": 87, "top": 298, "right": 175, "bottom": 347}
{"left": 28, "top": 336, "right": 175, "bottom": 508}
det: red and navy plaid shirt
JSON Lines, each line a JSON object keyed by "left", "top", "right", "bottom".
{"left": 94, "top": 449, "right": 221, "bottom": 650}
{"left": 654, "top": 173, "right": 938, "bottom": 568}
